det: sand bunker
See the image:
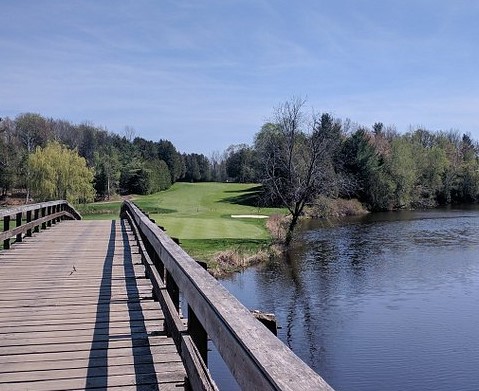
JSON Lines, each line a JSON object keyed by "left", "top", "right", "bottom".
{"left": 231, "top": 214, "right": 269, "bottom": 219}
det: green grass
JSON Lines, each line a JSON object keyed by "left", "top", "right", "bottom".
{"left": 75, "top": 182, "right": 286, "bottom": 263}
{"left": 135, "top": 182, "right": 282, "bottom": 240}
{"left": 75, "top": 200, "right": 122, "bottom": 220}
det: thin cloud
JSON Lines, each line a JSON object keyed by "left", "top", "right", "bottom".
{"left": 1, "top": 0, "right": 478, "bottom": 154}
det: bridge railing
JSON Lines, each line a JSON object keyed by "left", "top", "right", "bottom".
{"left": 0, "top": 200, "right": 82, "bottom": 249}
{"left": 121, "top": 200, "right": 334, "bottom": 391}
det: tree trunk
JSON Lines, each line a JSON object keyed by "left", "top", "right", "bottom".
{"left": 285, "top": 213, "right": 300, "bottom": 246}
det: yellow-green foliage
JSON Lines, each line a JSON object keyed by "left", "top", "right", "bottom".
{"left": 27, "top": 141, "right": 95, "bottom": 203}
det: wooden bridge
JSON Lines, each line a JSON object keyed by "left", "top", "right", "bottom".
{"left": 0, "top": 200, "right": 334, "bottom": 391}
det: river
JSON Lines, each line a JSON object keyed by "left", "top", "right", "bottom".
{"left": 213, "top": 207, "right": 479, "bottom": 390}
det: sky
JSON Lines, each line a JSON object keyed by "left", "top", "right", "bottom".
{"left": 1, "top": 0, "right": 478, "bottom": 154}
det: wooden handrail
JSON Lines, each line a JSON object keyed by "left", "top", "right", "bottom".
{"left": 121, "top": 200, "right": 334, "bottom": 391}
{"left": 1, "top": 200, "right": 81, "bottom": 249}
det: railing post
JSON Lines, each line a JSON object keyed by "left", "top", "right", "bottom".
{"left": 47, "top": 206, "right": 52, "bottom": 227}
{"left": 56, "top": 204, "right": 62, "bottom": 222}
{"left": 51, "top": 205, "right": 55, "bottom": 225}
{"left": 59, "top": 203, "right": 64, "bottom": 222}
{"left": 26, "top": 210, "right": 32, "bottom": 237}
{"left": 188, "top": 306, "right": 208, "bottom": 366}
{"left": 41, "top": 207, "right": 47, "bottom": 230}
{"left": 34, "top": 208, "right": 40, "bottom": 233}
{"left": 152, "top": 248, "right": 165, "bottom": 280}
{"left": 165, "top": 271, "right": 179, "bottom": 311}
{"left": 188, "top": 260, "right": 208, "bottom": 365}
{"left": 3, "top": 215, "right": 10, "bottom": 250}
{"left": 52, "top": 205, "right": 57, "bottom": 225}
{"left": 15, "top": 212, "right": 22, "bottom": 242}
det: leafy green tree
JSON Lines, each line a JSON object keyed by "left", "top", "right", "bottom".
{"left": 133, "top": 137, "right": 159, "bottom": 160}
{"left": 183, "top": 153, "right": 211, "bottom": 182}
{"left": 119, "top": 158, "right": 171, "bottom": 195}
{"left": 225, "top": 144, "right": 258, "bottom": 183}
{"left": 389, "top": 137, "right": 417, "bottom": 208}
{"left": 27, "top": 141, "right": 95, "bottom": 203}
{"left": 119, "top": 168, "right": 150, "bottom": 195}
{"left": 145, "top": 159, "right": 172, "bottom": 191}
{"left": 435, "top": 131, "right": 462, "bottom": 203}
{"left": 158, "top": 139, "right": 184, "bottom": 182}
{"left": 78, "top": 123, "right": 98, "bottom": 166}
{"left": 342, "top": 128, "right": 395, "bottom": 210}
{"left": 184, "top": 154, "right": 201, "bottom": 182}
{"left": 457, "top": 134, "right": 479, "bottom": 202}
{"left": 417, "top": 145, "right": 448, "bottom": 205}
{"left": 94, "top": 146, "right": 121, "bottom": 200}
{"left": 0, "top": 118, "right": 21, "bottom": 195}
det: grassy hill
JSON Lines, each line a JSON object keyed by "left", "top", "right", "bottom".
{"left": 77, "top": 182, "right": 286, "bottom": 268}
{"left": 138, "top": 182, "right": 281, "bottom": 239}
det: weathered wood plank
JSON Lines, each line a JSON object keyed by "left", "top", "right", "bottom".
{"left": 0, "top": 372, "right": 186, "bottom": 391}
{"left": 0, "top": 344, "right": 181, "bottom": 365}
{"left": 0, "top": 352, "right": 183, "bottom": 373}
{"left": 0, "top": 219, "right": 187, "bottom": 391}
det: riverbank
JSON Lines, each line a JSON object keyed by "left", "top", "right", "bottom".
{"left": 74, "top": 184, "right": 373, "bottom": 277}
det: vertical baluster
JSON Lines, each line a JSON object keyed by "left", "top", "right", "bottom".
{"left": 34, "top": 208, "right": 40, "bottom": 233}
{"left": 165, "top": 270, "right": 180, "bottom": 311}
{"left": 51, "top": 205, "right": 57, "bottom": 225}
{"left": 47, "top": 206, "right": 52, "bottom": 227}
{"left": 188, "top": 306, "right": 208, "bottom": 366}
{"left": 41, "top": 207, "right": 47, "bottom": 230}
{"left": 188, "top": 260, "right": 208, "bottom": 365}
{"left": 26, "top": 210, "right": 32, "bottom": 237}
{"left": 15, "top": 212, "right": 22, "bottom": 242}
{"left": 3, "top": 215, "right": 10, "bottom": 249}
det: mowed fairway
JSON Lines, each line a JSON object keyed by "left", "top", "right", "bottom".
{"left": 136, "top": 182, "right": 281, "bottom": 240}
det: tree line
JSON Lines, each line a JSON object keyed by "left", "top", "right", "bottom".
{"left": 2, "top": 103, "right": 479, "bottom": 219}
{"left": 0, "top": 113, "right": 213, "bottom": 203}
{"left": 241, "top": 98, "right": 479, "bottom": 234}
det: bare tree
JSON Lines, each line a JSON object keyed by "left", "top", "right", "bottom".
{"left": 123, "top": 126, "right": 136, "bottom": 142}
{"left": 255, "top": 98, "right": 343, "bottom": 244}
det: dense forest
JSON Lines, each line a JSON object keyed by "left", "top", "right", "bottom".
{"left": 1, "top": 103, "right": 479, "bottom": 214}
{"left": 0, "top": 113, "right": 213, "bottom": 202}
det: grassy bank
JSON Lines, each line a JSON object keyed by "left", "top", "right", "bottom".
{"left": 76, "top": 182, "right": 286, "bottom": 273}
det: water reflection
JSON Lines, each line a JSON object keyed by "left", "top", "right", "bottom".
{"left": 218, "top": 208, "right": 479, "bottom": 391}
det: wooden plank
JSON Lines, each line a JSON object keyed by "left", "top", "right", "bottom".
{"left": 0, "top": 302, "right": 162, "bottom": 320}
{"left": 0, "top": 361, "right": 187, "bottom": 383}
{"left": 0, "top": 351, "right": 182, "bottom": 372}
{"left": 0, "top": 219, "right": 187, "bottom": 391}
{"left": 0, "top": 374, "right": 186, "bottom": 391}
{"left": 0, "top": 344, "right": 181, "bottom": 365}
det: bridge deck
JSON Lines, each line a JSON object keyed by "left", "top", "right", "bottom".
{"left": 0, "top": 219, "right": 187, "bottom": 391}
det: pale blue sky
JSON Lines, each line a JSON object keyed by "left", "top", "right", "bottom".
{"left": 1, "top": 1, "right": 478, "bottom": 154}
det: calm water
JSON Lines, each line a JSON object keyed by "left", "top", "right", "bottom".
{"left": 214, "top": 208, "right": 479, "bottom": 391}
